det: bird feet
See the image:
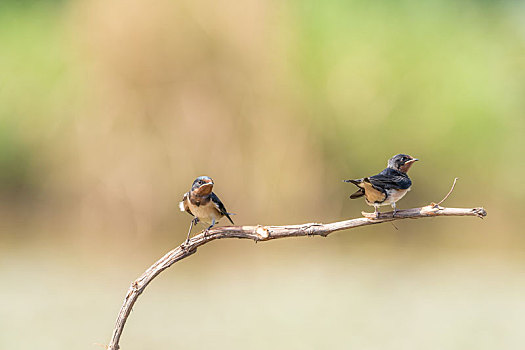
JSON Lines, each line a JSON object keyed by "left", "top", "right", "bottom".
{"left": 203, "top": 220, "right": 216, "bottom": 238}
{"left": 181, "top": 239, "right": 191, "bottom": 252}
{"left": 203, "top": 226, "right": 214, "bottom": 238}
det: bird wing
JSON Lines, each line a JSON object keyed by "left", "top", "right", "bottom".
{"left": 179, "top": 192, "right": 193, "bottom": 216}
{"left": 345, "top": 168, "right": 411, "bottom": 202}
{"left": 362, "top": 179, "right": 387, "bottom": 203}
{"left": 210, "top": 193, "right": 234, "bottom": 225}
{"left": 368, "top": 170, "right": 412, "bottom": 190}
{"left": 346, "top": 178, "right": 379, "bottom": 200}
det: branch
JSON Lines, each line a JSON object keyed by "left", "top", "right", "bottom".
{"left": 106, "top": 183, "right": 486, "bottom": 350}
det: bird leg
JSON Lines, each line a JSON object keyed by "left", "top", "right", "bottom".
{"left": 374, "top": 205, "right": 380, "bottom": 219}
{"left": 392, "top": 202, "right": 397, "bottom": 217}
{"left": 183, "top": 218, "right": 199, "bottom": 246}
{"left": 204, "top": 218, "right": 216, "bottom": 237}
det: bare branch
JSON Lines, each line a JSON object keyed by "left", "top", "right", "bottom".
{"left": 106, "top": 195, "right": 486, "bottom": 350}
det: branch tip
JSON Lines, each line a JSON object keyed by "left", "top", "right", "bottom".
{"left": 473, "top": 207, "right": 487, "bottom": 218}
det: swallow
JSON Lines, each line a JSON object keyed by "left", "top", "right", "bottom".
{"left": 344, "top": 154, "right": 418, "bottom": 218}
{"left": 179, "top": 176, "right": 234, "bottom": 244}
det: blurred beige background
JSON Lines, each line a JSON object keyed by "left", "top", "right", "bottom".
{"left": 1, "top": 0, "right": 524, "bottom": 349}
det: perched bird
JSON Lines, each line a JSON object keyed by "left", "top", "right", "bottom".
{"left": 344, "top": 154, "right": 418, "bottom": 218}
{"left": 179, "top": 176, "right": 234, "bottom": 244}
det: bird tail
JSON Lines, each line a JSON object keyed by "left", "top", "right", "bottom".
{"left": 225, "top": 212, "right": 235, "bottom": 225}
{"left": 350, "top": 189, "right": 365, "bottom": 199}
{"left": 344, "top": 178, "right": 365, "bottom": 199}
{"left": 343, "top": 179, "right": 361, "bottom": 186}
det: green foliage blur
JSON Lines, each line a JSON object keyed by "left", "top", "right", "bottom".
{"left": 1, "top": 0, "right": 525, "bottom": 349}
{"left": 1, "top": 0, "right": 524, "bottom": 243}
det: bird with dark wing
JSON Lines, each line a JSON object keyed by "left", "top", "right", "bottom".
{"left": 344, "top": 154, "right": 419, "bottom": 218}
{"left": 179, "top": 176, "right": 234, "bottom": 244}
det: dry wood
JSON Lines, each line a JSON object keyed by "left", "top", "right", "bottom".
{"left": 106, "top": 180, "right": 486, "bottom": 350}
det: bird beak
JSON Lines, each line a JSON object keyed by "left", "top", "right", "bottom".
{"left": 406, "top": 158, "right": 418, "bottom": 164}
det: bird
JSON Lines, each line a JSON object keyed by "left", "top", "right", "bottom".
{"left": 179, "top": 176, "right": 234, "bottom": 244}
{"left": 344, "top": 154, "right": 418, "bottom": 218}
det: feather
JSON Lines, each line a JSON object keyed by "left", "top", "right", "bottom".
{"left": 211, "top": 193, "right": 234, "bottom": 225}
{"left": 180, "top": 193, "right": 193, "bottom": 216}
{"left": 350, "top": 188, "right": 365, "bottom": 199}
{"left": 368, "top": 168, "right": 412, "bottom": 190}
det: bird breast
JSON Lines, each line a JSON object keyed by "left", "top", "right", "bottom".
{"left": 383, "top": 188, "right": 410, "bottom": 205}
{"left": 187, "top": 200, "right": 222, "bottom": 224}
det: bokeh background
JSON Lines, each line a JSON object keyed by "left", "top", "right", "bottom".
{"left": 1, "top": 0, "right": 525, "bottom": 349}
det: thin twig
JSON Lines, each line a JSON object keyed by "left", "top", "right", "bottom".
{"left": 436, "top": 177, "right": 458, "bottom": 206}
{"left": 106, "top": 183, "right": 486, "bottom": 350}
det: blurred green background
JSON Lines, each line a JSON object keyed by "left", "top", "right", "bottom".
{"left": 1, "top": 0, "right": 524, "bottom": 349}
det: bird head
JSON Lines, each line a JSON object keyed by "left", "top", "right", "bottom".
{"left": 191, "top": 176, "right": 214, "bottom": 196}
{"left": 387, "top": 154, "right": 419, "bottom": 173}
